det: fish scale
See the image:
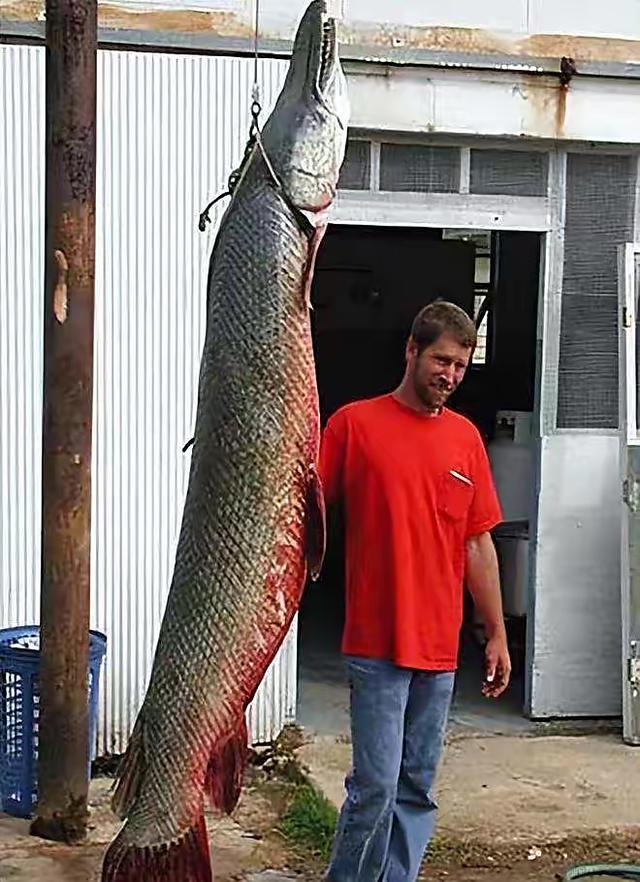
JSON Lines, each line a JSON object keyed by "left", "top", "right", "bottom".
{"left": 101, "top": 2, "right": 348, "bottom": 879}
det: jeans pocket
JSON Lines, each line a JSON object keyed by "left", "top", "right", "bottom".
{"left": 345, "top": 655, "right": 393, "bottom": 687}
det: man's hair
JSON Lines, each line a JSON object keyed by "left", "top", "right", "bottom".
{"left": 410, "top": 301, "right": 477, "bottom": 353}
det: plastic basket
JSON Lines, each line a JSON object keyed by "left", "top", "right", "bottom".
{"left": 0, "top": 626, "right": 107, "bottom": 818}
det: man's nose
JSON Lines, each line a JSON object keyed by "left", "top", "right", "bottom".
{"left": 440, "top": 364, "right": 456, "bottom": 385}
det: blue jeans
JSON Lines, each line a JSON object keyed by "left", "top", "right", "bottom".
{"left": 327, "top": 656, "right": 455, "bottom": 882}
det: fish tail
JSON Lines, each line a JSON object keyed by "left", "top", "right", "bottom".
{"left": 101, "top": 813, "right": 212, "bottom": 882}
{"left": 205, "top": 716, "right": 248, "bottom": 814}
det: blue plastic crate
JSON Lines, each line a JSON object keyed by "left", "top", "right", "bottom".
{"left": 0, "top": 626, "right": 107, "bottom": 818}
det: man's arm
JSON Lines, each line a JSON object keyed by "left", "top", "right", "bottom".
{"left": 465, "top": 532, "right": 511, "bottom": 698}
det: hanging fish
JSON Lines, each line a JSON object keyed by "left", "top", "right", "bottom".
{"left": 101, "top": 2, "right": 349, "bottom": 880}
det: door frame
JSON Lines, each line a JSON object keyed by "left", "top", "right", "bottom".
{"left": 618, "top": 241, "right": 640, "bottom": 746}
{"left": 325, "top": 193, "right": 552, "bottom": 716}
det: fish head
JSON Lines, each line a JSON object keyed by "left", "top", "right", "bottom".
{"left": 260, "top": 0, "right": 350, "bottom": 213}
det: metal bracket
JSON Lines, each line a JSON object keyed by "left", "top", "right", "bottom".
{"left": 628, "top": 641, "right": 640, "bottom": 698}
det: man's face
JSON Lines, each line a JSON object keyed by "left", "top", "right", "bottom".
{"left": 407, "top": 331, "right": 472, "bottom": 411}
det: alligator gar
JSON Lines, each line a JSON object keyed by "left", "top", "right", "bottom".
{"left": 101, "top": 3, "right": 349, "bottom": 880}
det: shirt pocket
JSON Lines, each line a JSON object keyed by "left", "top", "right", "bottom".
{"left": 437, "top": 469, "right": 475, "bottom": 521}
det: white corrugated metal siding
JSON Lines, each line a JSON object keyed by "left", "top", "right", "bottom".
{"left": 0, "top": 44, "right": 295, "bottom": 753}
{"left": 0, "top": 45, "right": 44, "bottom": 630}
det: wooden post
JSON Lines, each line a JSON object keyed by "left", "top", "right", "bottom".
{"left": 30, "top": 0, "right": 98, "bottom": 845}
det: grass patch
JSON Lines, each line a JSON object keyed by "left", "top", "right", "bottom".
{"left": 279, "top": 783, "right": 338, "bottom": 863}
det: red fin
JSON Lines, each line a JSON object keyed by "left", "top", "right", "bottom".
{"left": 302, "top": 224, "right": 327, "bottom": 309}
{"left": 306, "top": 465, "right": 326, "bottom": 581}
{"left": 101, "top": 813, "right": 212, "bottom": 882}
{"left": 205, "top": 717, "right": 248, "bottom": 814}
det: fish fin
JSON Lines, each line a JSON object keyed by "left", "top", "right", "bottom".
{"left": 305, "top": 465, "right": 326, "bottom": 581}
{"left": 111, "top": 717, "right": 146, "bottom": 819}
{"left": 302, "top": 223, "right": 327, "bottom": 309}
{"left": 205, "top": 716, "right": 248, "bottom": 814}
{"left": 101, "top": 813, "right": 212, "bottom": 882}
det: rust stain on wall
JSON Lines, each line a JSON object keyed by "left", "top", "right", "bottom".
{"left": 336, "top": 22, "right": 514, "bottom": 56}
{"left": 1, "top": 0, "right": 255, "bottom": 33}
{"left": 522, "top": 32, "right": 640, "bottom": 63}
{"left": 518, "top": 77, "right": 571, "bottom": 140}
{"left": 98, "top": 5, "right": 254, "bottom": 35}
{"left": 1, "top": 0, "right": 44, "bottom": 22}
{"left": 336, "top": 22, "right": 640, "bottom": 65}
{"left": 555, "top": 86, "right": 567, "bottom": 136}
{"left": 3, "top": 0, "right": 640, "bottom": 66}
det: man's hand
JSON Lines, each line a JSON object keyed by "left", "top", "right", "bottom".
{"left": 482, "top": 630, "right": 511, "bottom": 698}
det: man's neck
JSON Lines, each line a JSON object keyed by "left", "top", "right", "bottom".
{"left": 392, "top": 382, "right": 442, "bottom": 417}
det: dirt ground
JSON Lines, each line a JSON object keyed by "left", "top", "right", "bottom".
{"left": 0, "top": 730, "right": 639, "bottom": 881}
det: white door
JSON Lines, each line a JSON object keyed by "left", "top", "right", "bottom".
{"left": 618, "top": 243, "right": 640, "bottom": 746}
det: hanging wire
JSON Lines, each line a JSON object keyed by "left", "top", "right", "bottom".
{"left": 198, "top": 0, "right": 263, "bottom": 232}
{"left": 198, "top": 0, "right": 311, "bottom": 241}
{"left": 252, "top": 0, "right": 261, "bottom": 117}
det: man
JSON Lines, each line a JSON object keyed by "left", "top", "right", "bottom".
{"left": 320, "top": 301, "right": 511, "bottom": 882}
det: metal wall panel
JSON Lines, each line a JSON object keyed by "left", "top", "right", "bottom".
{"left": 0, "top": 45, "right": 44, "bottom": 630}
{"left": 530, "top": 433, "right": 622, "bottom": 717}
{"left": 94, "top": 49, "right": 292, "bottom": 753}
{"left": 0, "top": 45, "right": 295, "bottom": 754}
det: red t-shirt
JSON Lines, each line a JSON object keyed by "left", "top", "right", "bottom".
{"left": 319, "top": 394, "right": 502, "bottom": 671}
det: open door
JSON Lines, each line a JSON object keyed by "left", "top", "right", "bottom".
{"left": 618, "top": 242, "right": 640, "bottom": 746}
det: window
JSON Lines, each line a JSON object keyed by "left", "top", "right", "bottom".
{"left": 380, "top": 144, "right": 460, "bottom": 193}
{"left": 470, "top": 149, "right": 548, "bottom": 197}
{"left": 443, "top": 230, "right": 491, "bottom": 365}
{"left": 337, "top": 140, "right": 371, "bottom": 190}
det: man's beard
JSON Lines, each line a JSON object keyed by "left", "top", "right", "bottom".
{"left": 413, "top": 376, "right": 454, "bottom": 412}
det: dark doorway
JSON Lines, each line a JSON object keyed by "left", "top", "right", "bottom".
{"left": 298, "top": 225, "right": 541, "bottom": 736}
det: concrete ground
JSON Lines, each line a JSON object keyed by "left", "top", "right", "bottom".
{"left": 299, "top": 731, "right": 640, "bottom": 845}
{"left": 299, "top": 730, "right": 640, "bottom": 881}
{"left": 0, "top": 778, "right": 297, "bottom": 882}
{"left": 0, "top": 729, "right": 638, "bottom": 881}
